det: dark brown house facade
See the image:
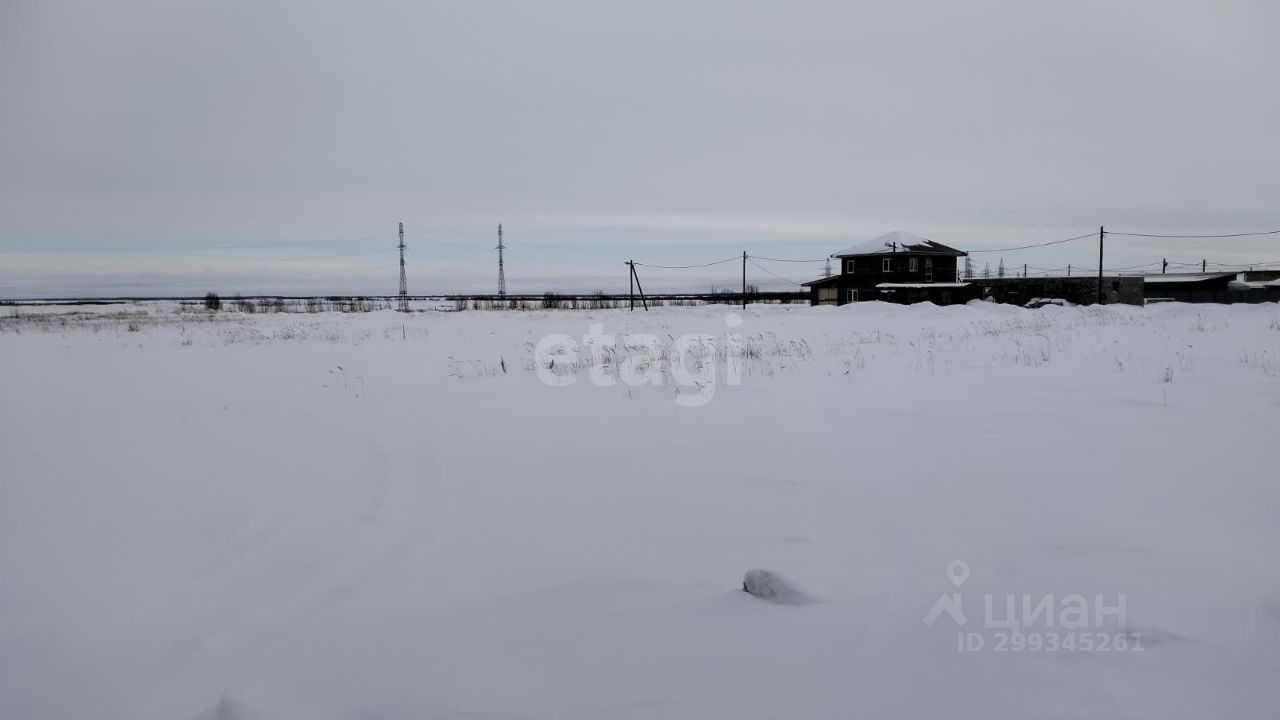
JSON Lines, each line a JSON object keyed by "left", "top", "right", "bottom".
{"left": 805, "top": 231, "right": 969, "bottom": 306}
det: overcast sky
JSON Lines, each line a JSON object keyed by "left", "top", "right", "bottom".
{"left": 2, "top": 0, "right": 1278, "bottom": 297}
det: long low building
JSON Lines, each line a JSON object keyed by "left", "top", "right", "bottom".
{"left": 1142, "top": 272, "right": 1280, "bottom": 303}
{"left": 966, "top": 276, "right": 1144, "bottom": 306}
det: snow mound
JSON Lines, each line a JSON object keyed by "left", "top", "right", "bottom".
{"left": 742, "top": 569, "right": 814, "bottom": 605}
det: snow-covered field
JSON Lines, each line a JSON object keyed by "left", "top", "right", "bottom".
{"left": 2, "top": 301, "right": 1279, "bottom": 719}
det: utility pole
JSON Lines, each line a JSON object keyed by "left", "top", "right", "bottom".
{"left": 1201, "top": 259, "right": 1206, "bottom": 273}
{"left": 1162, "top": 258, "right": 1168, "bottom": 274}
{"left": 397, "top": 221, "right": 408, "bottom": 312}
{"left": 1096, "top": 226, "right": 1105, "bottom": 305}
{"left": 630, "top": 262, "right": 648, "bottom": 311}
{"left": 1068, "top": 264, "right": 1072, "bottom": 277}
{"left": 628, "top": 261, "right": 634, "bottom": 311}
{"left": 496, "top": 224, "right": 506, "bottom": 298}
{"left": 1024, "top": 263, "right": 1028, "bottom": 278}
{"left": 741, "top": 251, "right": 747, "bottom": 310}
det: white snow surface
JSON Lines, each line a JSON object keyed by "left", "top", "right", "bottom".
{"left": 3, "top": 301, "right": 1280, "bottom": 719}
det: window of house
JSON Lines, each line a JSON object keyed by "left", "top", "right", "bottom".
{"left": 909, "top": 258, "right": 918, "bottom": 272}
{"left": 925, "top": 258, "right": 934, "bottom": 283}
{"left": 845, "top": 289, "right": 858, "bottom": 303}
{"left": 845, "top": 259, "right": 855, "bottom": 274}
{"left": 882, "top": 258, "right": 892, "bottom": 272}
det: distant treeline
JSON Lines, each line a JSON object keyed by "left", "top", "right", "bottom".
{"left": 8, "top": 289, "right": 807, "bottom": 313}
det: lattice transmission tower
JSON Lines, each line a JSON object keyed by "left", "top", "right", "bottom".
{"left": 397, "top": 221, "right": 408, "bottom": 312}
{"left": 496, "top": 223, "right": 506, "bottom": 297}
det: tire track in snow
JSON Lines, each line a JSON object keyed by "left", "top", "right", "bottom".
{"left": 296, "top": 436, "right": 451, "bottom": 616}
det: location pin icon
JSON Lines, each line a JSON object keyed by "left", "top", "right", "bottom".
{"left": 946, "top": 560, "right": 970, "bottom": 588}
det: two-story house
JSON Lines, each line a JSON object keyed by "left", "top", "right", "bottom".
{"left": 804, "top": 231, "right": 970, "bottom": 306}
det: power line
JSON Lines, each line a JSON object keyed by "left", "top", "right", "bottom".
{"left": 747, "top": 258, "right": 807, "bottom": 286}
{"left": 749, "top": 255, "right": 831, "bottom": 263}
{"left": 1104, "top": 261, "right": 1163, "bottom": 272}
{"left": 966, "top": 232, "right": 1097, "bottom": 254}
{"left": 638, "top": 252, "right": 1220, "bottom": 281}
{"left": 632, "top": 257, "right": 740, "bottom": 269}
{"left": 1205, "top": 257, "right": 1280, "bottom": 268}
{"left": 1107, "top": 229, "right": 1280, "bottom": 239}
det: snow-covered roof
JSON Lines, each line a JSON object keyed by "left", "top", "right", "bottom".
{"left": 1228, "top": 280, "right": 1271, "bottom": 291}
{"left": 1141, "top": 273, "right": 1235, "bottom": 284}
{"left": 833, "top": 231, "right": 965, "bottom": 257}
{"left": 800, "top": 275, "right": 842, "bottom": 287}
{"left": 876, "top": 283, "right": 970, "bottom": 289}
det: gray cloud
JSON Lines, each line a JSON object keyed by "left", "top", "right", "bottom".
{"left": 2, "top": 0, "right": 1278, "bottom": 295}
